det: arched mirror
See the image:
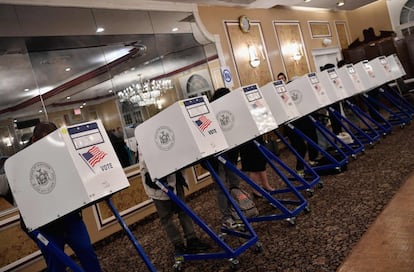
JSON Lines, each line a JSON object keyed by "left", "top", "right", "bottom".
{"left": 0, "top": 4, "right": 219, "bottom": 216}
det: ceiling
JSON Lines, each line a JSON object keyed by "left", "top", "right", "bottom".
{"left": 151, "top": 0, "right": 378, "bottom": 11}
{"left": 0, "top": 0, "right": 378, "bottom": 121}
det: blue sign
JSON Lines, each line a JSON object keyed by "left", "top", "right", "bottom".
{"left": 221, "top": 67, "right": 233, "bottom": 87}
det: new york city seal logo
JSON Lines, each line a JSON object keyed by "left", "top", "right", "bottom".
{"left": 289, "top": 89, "right": 303, "bottom": 105}
{"left": 217, "top": 110, "right": 235, "bottom": 131}
{"left": 154, "top": 126, "right": 175, "bottom": 151}
{"left": 30, "top": 162, "right": 56, "bottom": 194}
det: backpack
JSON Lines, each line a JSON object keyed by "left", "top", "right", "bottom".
{"left": 230, "top": 187, "right": 259, "bottom": 218}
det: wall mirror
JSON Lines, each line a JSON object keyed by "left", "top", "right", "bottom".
{"left": 0, "top": 4, "right": 219, "bottom": 215}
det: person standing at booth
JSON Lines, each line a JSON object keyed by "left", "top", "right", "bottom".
{"left": 202, "top": 87, "right": 243, "bottom": 229}
{"left": 239, "top": 136, "right": 275, "bottom": 197}
{"left": 21, "top": 122, "right": 102, "bottom": 272}
{"left": 139, "top": 153, "right": 211, "bottom": 256}
{"left": 279, "top": 72, "right": 320, "bottom": 175}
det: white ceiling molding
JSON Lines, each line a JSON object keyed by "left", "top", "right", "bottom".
{"left": 0, "top": 0, "right": 197, "bottom": 12}
{"left": 0, "top": 0, "right": 379, "bottom": 11}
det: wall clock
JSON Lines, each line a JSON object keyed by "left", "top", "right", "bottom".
{"left": 239, "top": 15, "right": 250, "bottom": 33}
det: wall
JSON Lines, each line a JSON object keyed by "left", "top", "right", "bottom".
{"left": 198, "top": 6, "right": 349, "bottom": 83}
{"left": 198, "top": 3, "right": 393, "bottom": 85}
{"left": 346, "top": 0, "right": 393, "bottom": 42}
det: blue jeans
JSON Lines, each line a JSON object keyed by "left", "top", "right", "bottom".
{"left": 36, "top": 214, "right": 102, "bottom": 272}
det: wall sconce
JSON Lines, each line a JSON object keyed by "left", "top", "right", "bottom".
{"left": 337, "top": 0, "right": 345, "bottom": 7}
{"left": 292, "top": 53, "right": 302, "bottom": 62}
{"left": 2, "top": 136, "right": 13, "bottom": 147}
{"left": 282, "top": 41, "right": 304, "bottom": 63}
{"left": 248, "top": 44, "right": 261, "bottom": 68}
{"left": 322, "top": 38, "right": 332, "bottom": 47}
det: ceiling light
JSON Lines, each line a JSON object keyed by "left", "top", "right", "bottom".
{"left": 337, "top": 0, "right": 345, "bottom": 7}
{"left": 65, "top": 67, "right": 71, "bottom": 71}
{"left": 96, "top": 27, "right": 105, "bottom": 33}
{"left": 172, "top": 27, "right": 179, "bottom": 32}
{"left": 66, "top": 96, "right": 71, "bottom": 100}
{"left": 24, "top": 88, "right": 29, "bottom": 92}
{"left": 108, "top": 89, "right": 113, "bottom": 93}
{"left": 304, "top": 0, "right": 311, "bottom": 2}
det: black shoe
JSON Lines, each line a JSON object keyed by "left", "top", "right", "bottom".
{"left": 186, "top": 238, "right": 211, "bottom": 253}
{"left": 174, "top": 243, "right": 186, "bottom": 255}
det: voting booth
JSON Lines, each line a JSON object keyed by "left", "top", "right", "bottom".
{"left": 135, "top": 96, "right": 228, "bottom": 179}
{"left": 4, "top": 120, "right": 130, "bottom": 231}
{"left": 369, "top": 56, "right": 394, "bottom": 83}
{"left": 210, "top": 84, "right": 278, "bottom": 148}
{"left": 286, "top": 72, "right": 332, "bottom": 117}
{"left": 387, "top": 54, "right": 406, "bottom": 80}
{"left": 317, "top": 68, "right": 353, "bottom": 103}
{"left": 260, "top": 80, "right": 301, "bottom": 125}
{"left": 353, "top": 60, "right": 383, "bottom": 91}
{"left": 337, "top": 64, "right": 366, "bottom": 96}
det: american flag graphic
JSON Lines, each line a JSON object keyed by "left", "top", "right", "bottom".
{"left": 82, "top": 146, "right": 107, "bottom": 167}
{"left": 194, "top": 115, "right": 212, "bottom": 132}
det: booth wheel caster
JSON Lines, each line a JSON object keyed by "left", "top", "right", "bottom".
{"left": 173, "top": 258, "right": 184, "bottom": 272}
{"left": 286, "top": 217, "right": 296, "bottom": 226}
{"left": 304, "top": 206, "right": 311, "bottom": 213}
{"left": 335, "top": 167, "right": 341, "bottom": 173}
{"left": 254, "top": 242, "right": 263, "bottom": 253}
{"left": 229, "top": 258, "right": 240, "bottom": 271}
{"left": 218, "top": 232, "right": 227, "bottom": 242}
{"left": 306, "top": 189, "right": 314, "bottom": 197}
{"left": 317, "top": 181, "right": 324, "bottom": 189}
{"left": 351, "top": 154, "right": 357, "bottom": 160}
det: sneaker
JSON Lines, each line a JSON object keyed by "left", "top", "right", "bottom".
{"left": 174, "top": 243, "right": 186, "bottom": 255}
{"left": 308, "top": 160, "right": 319, "bottom": 167}
{"left": 296, "top": 169, "right": 305, "bottom": 177}
{"left": 222, "top": 217, "right": 238, "bottom": 229}
{"left": 222, "top": 217, "right": 245, "bottom": 231}
{"left": 186, "top": 238, "right": 211, "bottom": 253}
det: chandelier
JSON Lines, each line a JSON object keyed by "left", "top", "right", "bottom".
{"left": 117, "top": 76, "right": 173, "bottom": 107}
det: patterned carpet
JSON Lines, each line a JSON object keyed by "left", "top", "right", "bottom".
{"left": 94, "top": 121, "right": 414, "bottom": 272}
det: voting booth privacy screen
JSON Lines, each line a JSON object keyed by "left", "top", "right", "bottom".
{"left": 4, "top": 120, "right": 130, "bottom": 231}
{"left": 387, "top": 54, "right": 406, "bottom": 80}
{"left": 337, "top": 64, "right": 366, "bottom": 96}
{"left": 369, "top": 56, "right": 394, "bottom": 83}
{"left": 211, "top": 84, "right": 278, "bottom": 148}
{"left": 353, "top": 60, "right": 383, "bottom": 91}
{"left": 135, "top": 96, "right": 228, "bottom": 180}
{"left": 286, "top": 73, "right": 331, "bottom": 117}
{"left": 317, "top": 68, "right": 352, "bottom": 103}
{"left": 260, "top": 80, "right": 300, "bottom": 125}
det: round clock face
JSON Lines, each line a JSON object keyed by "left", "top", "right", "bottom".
{"left": 239, "top": 15, "right": 250, "bottom": 33}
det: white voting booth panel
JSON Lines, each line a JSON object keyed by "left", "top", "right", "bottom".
{"left": 317, "top": 68, "right": 351, "bottom": 103}
{"left": 4, "top": 120, "right": 130, "bottom": 231}
{"left": 369, "top": 56, "right": 394, "bottom": 83}
{"left": 354, "top": 60, "right": 383, "bottom": 91}
{"left": 387, "top": 54, "right": 406, "bottom": 79}
{"left": 260, "top": 80, "right": 300, "bottom": 125}
{"left": 135, "top": 96, "right": 228, "bottom": 180}
{"left": 286, "top": 73, "right": 332, "bottom": 117}
{"left": 211, "top": 84, "right": 278, "bottom": 148}
{"left": 337, "top": 64, "right": 366, "bottom": 96}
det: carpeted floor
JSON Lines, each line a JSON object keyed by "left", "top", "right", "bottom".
{"left": 94, "top": 121, "right": 414, "bottom": 272}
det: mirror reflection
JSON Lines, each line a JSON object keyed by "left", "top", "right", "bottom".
{"left": 0, "top": 5, "right": 219, "bottom": 213}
